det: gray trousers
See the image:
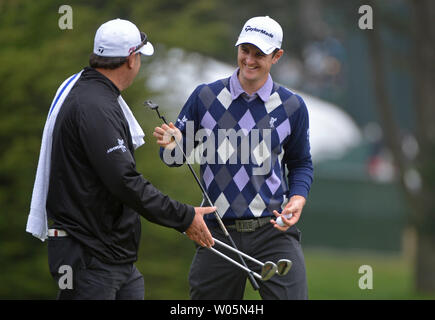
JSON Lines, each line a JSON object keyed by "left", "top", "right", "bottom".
{"left": 189, "top": 222, "right": 308, "bottom": 300}
{"left": 47, "top": 236, "right": 144, "bottom": 300}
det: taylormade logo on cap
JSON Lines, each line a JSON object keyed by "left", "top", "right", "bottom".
{"left": 93, "top": 18, "right": 154, "bottom": 57}
{"left": 235, "top": 16, "right": 283, "bottom": 55}
{"left": 244, "top": 26, "right": 274, "bottom": 39}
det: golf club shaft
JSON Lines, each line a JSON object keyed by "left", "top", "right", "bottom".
{"left": 213, "top": 237, "right": 267, "bottom": 268}
{"left": 207, "top": 247, "right": 262, "bottom": 281}
{"left": 160, "top": 115, "right": 229, "bottom": 236}
{"left": 159, "top": 114, "right": 260, "bottom": 290}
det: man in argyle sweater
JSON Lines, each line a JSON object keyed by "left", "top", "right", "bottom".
{"left": 154, "top": 16, "right": 313, "bottom": 299}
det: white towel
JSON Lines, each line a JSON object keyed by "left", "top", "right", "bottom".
{"left": 117, "top": 95, "right": 145, "bottom": 149}
{"left": 26, "top": 70, "right": 145, "bottom": 241}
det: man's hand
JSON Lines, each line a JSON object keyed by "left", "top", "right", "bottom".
{"left": 152, "top": 122, "right": 182, "bottom": 150}
{"left": 270, "top": 195, "right": 306, "bottom": 231}
{"left": 185, "top": 206, "right": 216, "bottom": 247}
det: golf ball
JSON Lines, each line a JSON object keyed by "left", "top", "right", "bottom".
{"left": 276, "top": 213, "right": 293, "bottom": 227}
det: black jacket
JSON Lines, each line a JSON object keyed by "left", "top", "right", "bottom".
{"left": 47, "top": 67, "right": 195, "bottom": 264}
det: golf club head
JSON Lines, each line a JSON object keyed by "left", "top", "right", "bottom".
{"left": 261, "top": 261, "right": 278, "bottom": 281}
{"left": 276, "top": 259, "right": 292, "bottom": 276}
{"left": 144, "top": 100, "right": 159, "bottom": 110}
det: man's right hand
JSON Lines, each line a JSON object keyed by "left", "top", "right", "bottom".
{"left": 185, "top": 206, "right": 216, "bottom": 248}
{"left": 153, "top": 122, "right": 182, "bottom": 150}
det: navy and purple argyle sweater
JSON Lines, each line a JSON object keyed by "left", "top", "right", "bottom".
{"left": 160, "top": 77, "right": 313, "bottom": 224}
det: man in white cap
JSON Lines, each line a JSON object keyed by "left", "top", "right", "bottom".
{"left": 27, "top": 18, "right": 216, "bottom": 300}
{"left": 154, "top": 16, "right": 313, "bottom": 299}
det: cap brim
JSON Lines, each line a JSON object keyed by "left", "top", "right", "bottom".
{"left": 139, "top": 42, "right": 154, "bottom": 56}
{"left": 235, "top": 36, "right": 276, "bottom": 55}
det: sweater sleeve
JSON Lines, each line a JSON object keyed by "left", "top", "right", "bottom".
{"left": 159, "top": 84, "right": 204, "bottom": 166}
{"left": 283, "top": 94, "right": 314, "bottom": 199}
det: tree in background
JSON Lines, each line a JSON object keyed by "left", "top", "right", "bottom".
{"left": 366, "top": 0, "right": 435, "bottom": 293}
{"left": 408, "top": 0, "right": 435, "bottom": 293}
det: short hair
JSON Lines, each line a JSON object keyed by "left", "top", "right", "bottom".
{"left": 89, "top": 53, "right": 128, "bottom": 70}
{"left": 272, "top": 48, "right": 280, "bottom": 57}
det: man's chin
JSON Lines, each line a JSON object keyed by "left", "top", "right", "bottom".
{"left": 240, "top": 70, "right": 260, "bottom": 82}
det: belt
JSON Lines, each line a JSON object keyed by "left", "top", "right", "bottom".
{"left": 226, "top": 216, "right": 272, "bottom": 232}
{"left": 48, "top": 228, "right": 68, "bottom": 237}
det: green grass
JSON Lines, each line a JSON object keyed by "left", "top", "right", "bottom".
{"left": 244, "top": 248, "right": 435, "bottom": 300}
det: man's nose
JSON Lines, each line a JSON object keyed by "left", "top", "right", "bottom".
{"left": 245, "top": 53, "right": 256, "bottom": 64}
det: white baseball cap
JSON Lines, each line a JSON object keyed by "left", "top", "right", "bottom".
{"left": 93, "top": 18, "right": 154, "bottom": 57}
{"left": 235, "top": 16, "right": 283, "bottom": 55}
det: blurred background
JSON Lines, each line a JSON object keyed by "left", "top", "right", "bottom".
{"left": 0, "top": 0, "right": 434, "bottom": 299}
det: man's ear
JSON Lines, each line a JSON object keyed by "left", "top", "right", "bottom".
{"left": 272, "top": 49, "right": 284, "bottom": 64}
{"left": 126, "top": 53, "right": 137, "bottom": 69}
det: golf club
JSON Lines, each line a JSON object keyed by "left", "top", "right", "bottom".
{"left": 207, "top": 246, "right": 275, "bottom": 281}
{"left": 182, "top": 232, "right": 277, "bottom": 281}
{"left": 213, "top": 237, "right": 292, "bottom": 277}
{"left": 276, "top": 259, "right": 292, "bottom": 276}
{"left": 145, "top": 100, "right": 260, "bottom": 291}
